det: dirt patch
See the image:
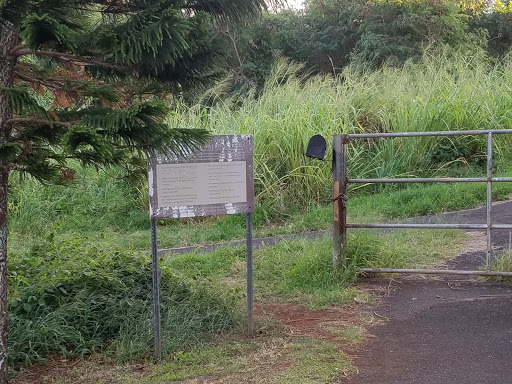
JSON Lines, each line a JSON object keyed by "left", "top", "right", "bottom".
{"left": 11, "top": 339, "right": 295, "bottom": 384}
{"left": 442, "top": 231, "right": 487, "bottom": 271}
{"left": 460, "top": 231, "right": 487, "bottom": 253}
{"left": 255, "top": 301, "right": 378, "bottom": 348}
{"left": 11, "top": 301, "right": 369, "bottom": 384}
{"left": 12, "top": 357, "right": 84, "bottom": 384}
{"left": 169, "top": 338, "right": 294, "bottom": 384}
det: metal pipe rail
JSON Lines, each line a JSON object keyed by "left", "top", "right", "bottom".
{"left": 347, "top": 223, "right": 512, "bottom": 230}
{"left": 348, "top": 177, "right": 512, "bottom": 183}
{"left": 333, "top": 130, "right": 512, "bottom": 276}
{"left": 360, "top": 268, "right": 512, "bottom": 277}
{"left": 349, "top": 129, "right": 512, "bottom": 138}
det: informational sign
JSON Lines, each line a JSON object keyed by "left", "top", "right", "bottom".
{"left": 148, "top": 135, "right": 254, "bottom": 218}
{"left": 147, "top": 135, "right": 256, "bottom": 358}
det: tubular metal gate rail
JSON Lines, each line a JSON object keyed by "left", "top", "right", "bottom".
{"left": 333, "top": 129, "right": 512, "bottom": 277}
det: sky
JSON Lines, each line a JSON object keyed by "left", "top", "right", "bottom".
{"left": 286, "top": 0, "right": 305, "bottom": 9}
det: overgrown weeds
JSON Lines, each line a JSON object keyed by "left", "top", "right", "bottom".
{"left": 7, "top": 237, "right": 241, "bottom": 376}
{"left": 6, "top": 224, "right": 464, "bottom": 377}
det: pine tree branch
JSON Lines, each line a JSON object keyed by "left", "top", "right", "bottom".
{"left": 9, "top": 45, "right": 25, "bottom": 55}
{"left": 6, "top": 118, "right": 72, "bottom": 127}
{"left": 15, "top": 49, "right": 127, "bottom": 71}
{"left": 72, "top": 5, "right": 136, "bottom": 14}
{"left": 14, "top": 71, "right": 64, "bottom": 90}
{"left": 113, "top": 143, "right": 153, "bottom": 149}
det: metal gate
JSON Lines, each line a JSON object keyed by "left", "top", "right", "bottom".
{"left": 332, "top": 129, "right": 512, "bottom": 277}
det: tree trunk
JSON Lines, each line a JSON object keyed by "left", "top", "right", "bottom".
{"left": 0, "top": 170, "right": 9, "bottom": 384}
{"left": 0, "top": 20, "right": 19, "bottom": 384}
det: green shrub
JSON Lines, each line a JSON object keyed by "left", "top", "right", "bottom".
{"left": 7, "top": 237, "right": 240, "bottom": 371}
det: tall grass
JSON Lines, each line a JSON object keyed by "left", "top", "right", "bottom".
{"left": 170, "top": 53, "right": 512, "bottom": 212}
{"left": 8, "top": 166, "right": 149, "bottom": 235}
{"left": 8, "top": 52, "right": 512, "bottom": 247}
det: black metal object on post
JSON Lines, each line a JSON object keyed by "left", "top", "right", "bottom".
{"left": 306, "top": 134, "right": 327, "bottom": 160}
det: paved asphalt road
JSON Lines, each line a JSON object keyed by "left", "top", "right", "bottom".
{"left": 342, "top": 280, "right": 512, "bottom": 384}
{"left": 342, "top": 200, "right": 512, "bottom": 384}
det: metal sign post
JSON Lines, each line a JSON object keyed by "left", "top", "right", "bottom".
{"left": 150, "top": 218, "right": 162, "bottom": 359}
{"left": 148, "top": 135, "right": 255, "bottom": 358}
{"left": 246, "top": 212, "right": 253, "bottom": 334}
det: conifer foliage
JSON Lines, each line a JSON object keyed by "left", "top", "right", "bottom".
{"left": 0, "top": 0, "right": 273, "bottom": 381}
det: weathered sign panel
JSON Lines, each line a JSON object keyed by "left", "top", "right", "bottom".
{"left": 148, "top": 135, "right": 254, "bottom": 218}
{"left": 147, "top": 135, "right": 256, "bottom": 355}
